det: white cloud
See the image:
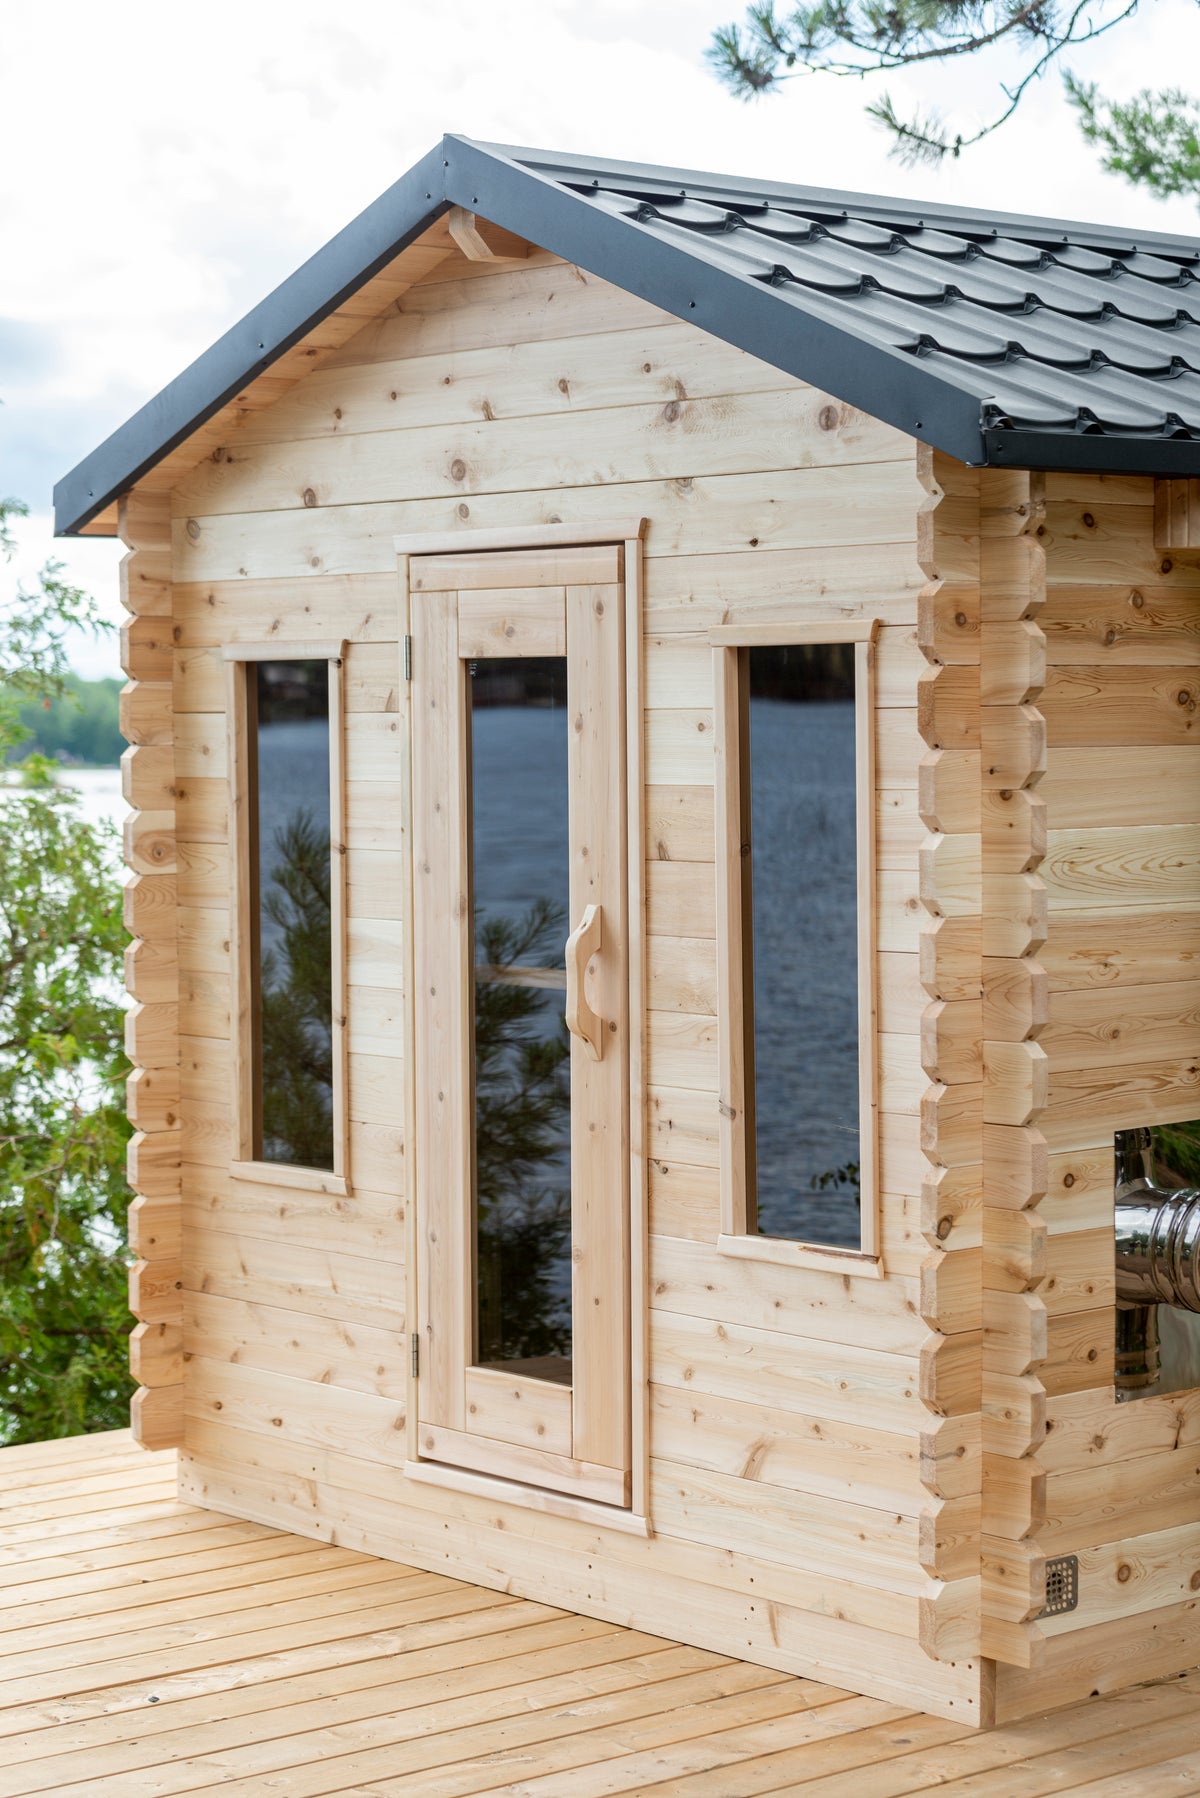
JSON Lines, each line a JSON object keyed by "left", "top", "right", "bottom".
{"left": 2, "top": 0, "right": 1198, "bottom": 675}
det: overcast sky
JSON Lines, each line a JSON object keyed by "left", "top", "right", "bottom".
{"left": 3, "top": 0, "right": 1198, "bottom": 677}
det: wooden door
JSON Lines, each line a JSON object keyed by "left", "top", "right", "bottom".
{"left": 408, "top": 543, "right": 630, "bottom": 1507}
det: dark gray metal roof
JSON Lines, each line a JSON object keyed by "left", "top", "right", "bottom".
{"left": 55, "top": 136, "right": 1200, "bottom": 534}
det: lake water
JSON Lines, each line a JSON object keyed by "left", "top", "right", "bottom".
{"left": 58, "top": 766, "right": 126, "bottom": 836}
{"left": 55, "top": 699, "right": 863, "bottom": 1248}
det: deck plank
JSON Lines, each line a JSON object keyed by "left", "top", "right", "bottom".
{"left": 774, "top": 1670, "right": 1200, "bottom": 1796}
{"left": 74, "top": 1661, "right": 802, "bottom": 1798}
{"left": 0, "top": 1633, "right": 698, "bottom": 1795}
{"left": 1, "top": 1433, "right": 1199, "bottom": 1798}
{"left": 0, "top": 1612, "right": 621, "bottom": 1767}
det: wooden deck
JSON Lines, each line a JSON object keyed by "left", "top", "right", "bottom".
{"left": 3, "top": 1432, "right": 1200, "bottom": 1797}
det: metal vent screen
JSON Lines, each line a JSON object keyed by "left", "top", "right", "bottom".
{"left": 1038, "top": 1554, "right": 1079, "bottom": 1618}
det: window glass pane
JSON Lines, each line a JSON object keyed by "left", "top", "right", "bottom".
{"left": 746, "top": 643, "right": 861, "bottom": 1246}
{"left": 470, "top": 657, "right": 572, "bottom": 1382}
{"left": 251, "top": 659, "right": 334, "bottom": 1170}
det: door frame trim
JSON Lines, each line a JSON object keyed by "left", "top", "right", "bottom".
{"left": 394, "top": 519, "right": 648, "bottom": 557}
{"left": 396, "top": 519, "right": 649, "bottom": 1528}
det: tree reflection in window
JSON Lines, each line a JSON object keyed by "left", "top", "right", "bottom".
{"left": 474, "top": 897, "right": 572, "bottom": 1370}
{"left": 250, "top": 658, "right": 334, "bottom": 1171}
{"left": 258, "top": 811, "right": 334, "bottom": 1169}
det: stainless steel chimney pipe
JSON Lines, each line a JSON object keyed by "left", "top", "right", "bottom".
{"left": 1115, "top": 1128, "right": 1200, "bottom": 1311}
{"left": 1114, "top": 1128, "right": 1200, "bottom": 1397}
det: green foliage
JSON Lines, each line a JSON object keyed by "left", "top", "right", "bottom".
{"left": 1153, "top": 1120, "right": 1200, "bottom": 1189}
{"left": 474, "top": 900, "right": 572, "bottom": 1366}
{"left": 810, "top": 1159, "right": 860, "bottom": 1195}
{"left": 10, "top": 676, "right": 124, "bottom": 769}
{"left": 259, "top": 812, "right": 335, "bottom": 1171}
{"left": 1067, "top": 75, "right": 1200, "bottom": 197}
{"left": 0, "top": 496, "right": 133, "bottom": 1445}
{"left": 707, "top": 0, "right": 1149, "bottom": 170}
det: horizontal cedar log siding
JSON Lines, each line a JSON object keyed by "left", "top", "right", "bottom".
{"left": 166, "top": 246, "right": 987, "bottom": 1718}
{"left": 992, "top": 473, "right": 1200, "bottom": 1724}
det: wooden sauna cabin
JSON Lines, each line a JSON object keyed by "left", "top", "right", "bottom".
{"left": 55, "top": 137, "right": 1200, "bottom": 1728}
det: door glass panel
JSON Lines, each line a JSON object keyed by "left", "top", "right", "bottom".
{"left": 250, "top": 658, "right": 334, "bottom": 1171}
{"left": 469, "top": 656, "right": 572, "bottom": 1382}
{"left": 745, "top": 643, "right": 861, "bottom": 1247}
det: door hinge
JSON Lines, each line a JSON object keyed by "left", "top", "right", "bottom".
{"left": 410, "top": 1331, "right": 420, "bottom": 1378}
{"left": 403, "top": 633, "right": 412, "bottom": 681}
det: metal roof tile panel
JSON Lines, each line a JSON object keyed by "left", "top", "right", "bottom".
{"left": 987, "top": 360, "right": 1191, "bottom": 433}
{"left": 1120, "top": 249, "right": 1200, "bottom": 280}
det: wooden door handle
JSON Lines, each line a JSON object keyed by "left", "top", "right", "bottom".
{"left": 565, "top": 903, "right": 603, "bottom": 1060}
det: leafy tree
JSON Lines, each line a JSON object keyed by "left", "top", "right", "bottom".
{"left": 0, "top": 496, "right": 133, "bottom": 1444}
{"left": 1067, "top": 76, "right": 1200, "bottom": 197}
{"left": 706, "top": 0, "right": 1198, "bottom": 194}
{"left": 11, "top": 675, "right": 124, "bottom": 769}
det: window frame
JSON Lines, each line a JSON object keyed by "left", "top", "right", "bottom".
{"left": 224, "top": 640, "right": 350, "bottom": 1196}
{"left": 710, "top": 618, "right": 881, "bottom": 1276}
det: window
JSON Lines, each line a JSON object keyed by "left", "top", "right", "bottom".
{"left": 469, "top": 654, "right": 573, "bottom": 1380}
{"left": 226, "top": 644, "right": 348, "bottom": 1190}
{"left": 712, "top": 622, "right": 878, "bottom": 1266}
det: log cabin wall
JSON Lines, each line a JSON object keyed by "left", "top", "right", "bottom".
{"left": 151, "top": 240, "right": 990, "bottom": 1720}
{"left": 917, "top": 455, "right": 1050, "bottom": 1685}
{"left": 121, "top": 488, "right": 185, "bottom": 1453}
{"left": 989, "top": 473, "right": 1200, "bottom": 1723}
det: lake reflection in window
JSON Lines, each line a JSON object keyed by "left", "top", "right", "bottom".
{"left": 469, "top": 657, "right": 573, "bottom": 1384}
{"left": 744, "top": 643, "right": 861, "bottom": 1248}
{"left": 249, "top": 659, "right": 334, "bottom": 1171}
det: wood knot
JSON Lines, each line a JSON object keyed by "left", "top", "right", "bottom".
{"left": 818, "top": 405, "right": 838, "bottom": 430}
{"left": 1116, "top": 1562, "right": 1132, "bottom": 1583}
{"left": 302, "top": 488, "right": 317, "bottom": 508}
{"left": 450, "top": 458, "right": 467, "bottom": 482}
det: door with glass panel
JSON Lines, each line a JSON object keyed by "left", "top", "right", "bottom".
{"left": 408, "top": 542, "right": 630, "bottom": 1507}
